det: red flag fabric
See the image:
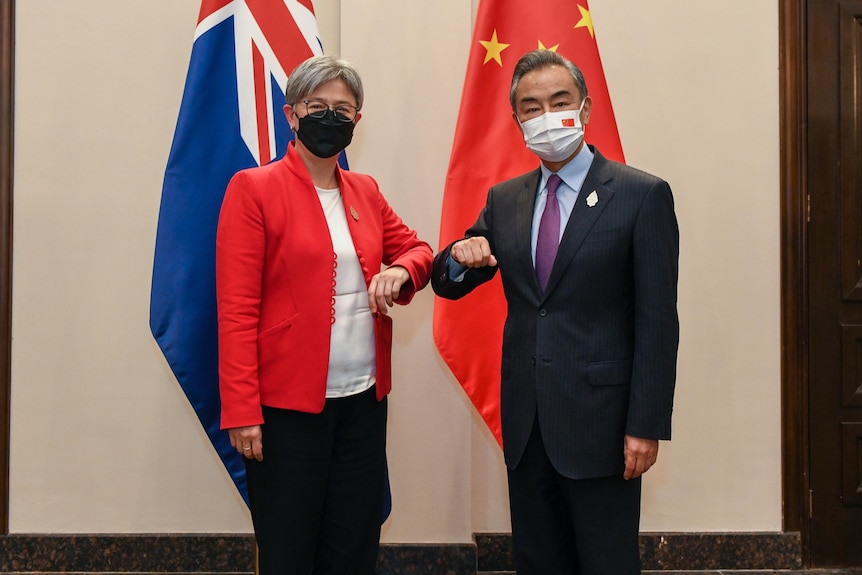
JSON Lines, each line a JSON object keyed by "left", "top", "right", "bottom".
{"left": 434, "top": 0, "right": 624, "bottom": 446}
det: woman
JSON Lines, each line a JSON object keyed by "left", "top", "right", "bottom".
{"left": 216, "top": 55, "right": 433, "bottom": 575}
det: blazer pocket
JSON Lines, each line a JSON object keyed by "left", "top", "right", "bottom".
{"left": 587, "top": 360, "right": 632, "bottom": 386}
{"left": 258, "top": 313, "right": 297, "bottom": 340}
{"left": 582, "top": 225, "right": 628, "bottom": 245}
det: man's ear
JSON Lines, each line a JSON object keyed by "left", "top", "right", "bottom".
{"left": 512, "top": 112, "right": 522, "bottom": 132}
{"left": 581, "top": 96, "right": 593, "bottom": 127}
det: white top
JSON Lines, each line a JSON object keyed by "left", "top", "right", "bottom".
{"left": 316, "top": 186, "right": 376, "bottom": 398}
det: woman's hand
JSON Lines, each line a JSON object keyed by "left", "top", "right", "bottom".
{"left": 368, "top": 265, "right": 410, "bottom": 315}
{"left": 229, "top": 425, "right": 263, "bottom": 461}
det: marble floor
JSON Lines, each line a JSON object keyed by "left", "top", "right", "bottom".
{"left": 646, "top": 572, "right": 862, "bottom": 575}
{"left": 479, "top": 572, "right": 862, "bottom": 575}
{"left": 4, "top": 568, "right": 862, "bottom": 574}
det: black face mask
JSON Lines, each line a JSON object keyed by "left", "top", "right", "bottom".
{"left": 295, "top": 109, "right": 355, "bottom": 158}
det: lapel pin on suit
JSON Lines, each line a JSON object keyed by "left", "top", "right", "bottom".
{"left": 586, "top": 190, "right": 599, "bottom": 208}
{"left": 350, "top": 205, "right": 360, "bottom": 221}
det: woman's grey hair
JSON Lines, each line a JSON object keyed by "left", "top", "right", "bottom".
{"left": 284, "top": 55, "right": 364, "bottom": 110}
{"left": 509, "top": 50, "right": 588, "bottom": 113}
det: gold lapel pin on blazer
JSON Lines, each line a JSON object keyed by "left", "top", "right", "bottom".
{"left": 350, "top": 206, "right": 359, "bottom": 221}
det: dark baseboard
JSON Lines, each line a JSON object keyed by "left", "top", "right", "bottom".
{"left": 0, "top": 531, "right": 802, "bottom": 573}
{"left": 477, "top": 531, "right": 803, "bottom": 572}
{"left": 0, "top": 535, "right": 255, "bottom": 573}
{"left": 0, "top": 535, "right": 475, "bottom": 575}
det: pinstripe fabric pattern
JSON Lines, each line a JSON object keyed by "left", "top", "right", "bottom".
{"left": 432, "top": 146, "right": 679, "bottom": 480}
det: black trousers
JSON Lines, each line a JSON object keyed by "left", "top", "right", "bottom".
{"left": 245, "top": 386, "right": 387, "bottom": 575}
{"left": 506, "top": 417, "right": 642, "bottom": 575}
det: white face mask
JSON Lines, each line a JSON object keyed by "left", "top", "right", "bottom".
{"left": 519, "top": 100, "right": 585, "bottom": 162}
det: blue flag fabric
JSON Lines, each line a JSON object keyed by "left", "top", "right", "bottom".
{"left": 151, "top": 1, "right": 391, "bottom": 520}
{"left": 151, "top": 3, "right": 294, "bottom": 504}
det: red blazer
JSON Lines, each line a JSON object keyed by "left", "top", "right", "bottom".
{"left": 216, "top": 143, "right": 433, "bottom": 429}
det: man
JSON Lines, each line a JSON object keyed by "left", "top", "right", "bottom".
{"left": 432, "top": 50, "right": 679, "bottom": 574}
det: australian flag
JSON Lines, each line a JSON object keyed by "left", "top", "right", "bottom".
{"left": 149, "top": 0, "right": 323, "bottom": 504}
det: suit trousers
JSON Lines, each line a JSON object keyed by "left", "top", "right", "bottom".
{"left": 507, "top": 416, "right": 642, "bottom": 575}
{"left": 244, "top": 386, "right": 387, "bottom": 575}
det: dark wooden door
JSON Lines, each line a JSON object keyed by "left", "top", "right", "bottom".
{"left": 807, "top": 0, "right": 862, "bottom": 565}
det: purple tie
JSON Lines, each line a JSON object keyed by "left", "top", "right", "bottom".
{"left": 536, "top": 174, "right": 562, "bottom": 291}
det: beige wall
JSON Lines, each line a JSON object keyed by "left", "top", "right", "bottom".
{"left": 10, "top": 0, "right": 780, "bottom": 539}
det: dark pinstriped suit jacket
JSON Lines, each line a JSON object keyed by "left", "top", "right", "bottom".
{"left": 433, "top": 146, "right": 679, "bottom": 480}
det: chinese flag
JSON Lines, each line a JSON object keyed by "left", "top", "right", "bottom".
{"left": 433, "top": 0, "right": 624, "bottom": 446}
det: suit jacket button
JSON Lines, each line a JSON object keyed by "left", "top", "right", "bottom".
{"left": 531, "top": 356, "right": 536, "bottom": 365}
{"left": 539, "top": 309, "right": 548, "bottom": 317}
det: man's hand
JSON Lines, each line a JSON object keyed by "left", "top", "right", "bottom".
{"left": 368, "top": 265, "right": 410, "bottom": 315}
{"left": 451, "top": 237, "right": 497, "bottom": 268}
{"left": 623, "top": 435, "right": 658, "bottom": 480}
{"left": 229, "top": 425, "right": 263, "bottom": 461}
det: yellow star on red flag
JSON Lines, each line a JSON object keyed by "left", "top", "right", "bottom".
{"left": 538, "top": 40, "right": 560, "bottom": 52}
{"left": 574, "top": 4, "right": 595, "bottom": 38}
{"left": 479, "top": 29, "right": 510, "bottom": 66}
{"left": 436, "top": 0, "right": 625, "bottom": 448}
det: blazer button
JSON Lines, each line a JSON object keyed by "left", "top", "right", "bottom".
{"left": 530, "top": 355, "right": 536, "bottom": 365}
{"left": 539, "top": 309, "right": 548, "bottom": 317}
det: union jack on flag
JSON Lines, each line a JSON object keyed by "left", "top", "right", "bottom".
{"left": 149, "top": 0, "right": 323, "bottom": 504}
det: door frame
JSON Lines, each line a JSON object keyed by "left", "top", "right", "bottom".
{"left": 779, "top": 0, "right": 810, "bottom": 559}
{"left": 0, "top": 0, "right": 14, "bottom": 536}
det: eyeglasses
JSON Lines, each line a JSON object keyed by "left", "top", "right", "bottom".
{"left": 299, "top": 99, "right": 359, "bottom": 123}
